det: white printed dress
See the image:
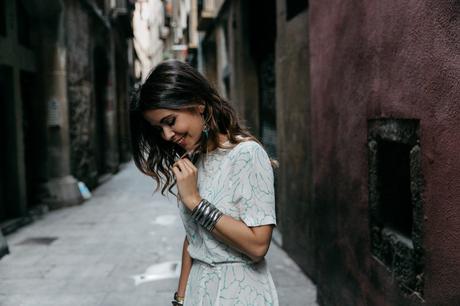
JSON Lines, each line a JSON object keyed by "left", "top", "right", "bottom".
{"left": 178, "top": 140, "right": 279, "bottom": 306}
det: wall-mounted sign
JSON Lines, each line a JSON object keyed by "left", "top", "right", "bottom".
{"left": 47, "top": 98, "right": 61, "bottom": 127}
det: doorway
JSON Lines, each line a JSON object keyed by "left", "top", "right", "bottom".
{"left": 0, "top": 65, "right": 14, "bottom": 221}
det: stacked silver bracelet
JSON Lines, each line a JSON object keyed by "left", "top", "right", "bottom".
{"left": 191, "top": 199, "right": 223, "bottom": 232}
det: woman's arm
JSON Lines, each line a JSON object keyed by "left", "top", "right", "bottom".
{"left": 211, "top": 216, "right": 274, "bottom": 262}
{"left": 177, "top": 237, "right": 192, "bottom": 297}
{"left": 173, "top": 158, "right": 274, "bottom": 263}
{"left": 186, "top": 200, "right": 273, "bottom": 262}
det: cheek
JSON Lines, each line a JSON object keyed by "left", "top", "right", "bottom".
{"left": 192, "top": 118, "right": 204, "bottom": 134}
{"left": 181, "top": 117, "right": 202, "bottom": 135}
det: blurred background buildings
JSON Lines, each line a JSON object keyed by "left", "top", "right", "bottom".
{"left": 0, "top": 0, "right": 135, "bottom": 244}
{"left": 1, "top": 0, "right": 460, "bottom": 305}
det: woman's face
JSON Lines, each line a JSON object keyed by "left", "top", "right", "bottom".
{"left": 143, "top": 106, "right": 205, "bottom": 152}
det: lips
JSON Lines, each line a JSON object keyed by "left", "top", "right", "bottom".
{"left": 174, "top": 136, "right": 186, "bottom": 146}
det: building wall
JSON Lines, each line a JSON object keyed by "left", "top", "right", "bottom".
{"left": 227, "top": 0, "right": 260, "bottom": 136}
{"left": 67, "top": 0, "right": 131, "bottom": 188}
{"left": 309, "top": 0, "right": 460, "bottom": 305}
{"left": 67, "top": 0, "right": 98, "bottom": 187}
{"left": 0, "top": 0, "right": 134, "bottom": 242}
{"left": 113, "top": 25, "right": 134, "bottom": 165}
{"left": 0, "top": 0, "right": 39, "bottom": 222}
{"left": 132, "top": 0, "right": 165, "bottom": 80}
{"left": 198, "top": 0, "right": 276, "bottom": 138}
{"left": 274, "top": 0, "right": 313, "bottom": 276}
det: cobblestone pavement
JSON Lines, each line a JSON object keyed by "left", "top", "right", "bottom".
{"left": 0, "top": 162, "right": 317, "bottom": 306}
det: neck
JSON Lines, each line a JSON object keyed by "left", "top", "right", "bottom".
{"left": 206, "top": 133, "right": 228, "bottom": 151}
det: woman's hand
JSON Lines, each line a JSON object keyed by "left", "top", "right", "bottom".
{"left": 172, "top": 158, "right": 202, "bottom": 210}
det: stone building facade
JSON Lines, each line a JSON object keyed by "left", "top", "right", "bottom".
{"left": 189, "top": 0, "right": 460, "bottom": 305}
{"left": 133, "top": 0, "right": 167, "bottom": 81}
{"left": 168, "top": 0, "right": 199, "bottom": 65}
{"left": 132, "top": 0, "right": 199, "bottom": 79}
{"left": 0, "top": 0, "right": 135, "bottom": 256}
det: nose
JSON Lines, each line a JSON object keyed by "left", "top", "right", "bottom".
{"left": 162, "top": 126, "right": 175, "bottom": 141}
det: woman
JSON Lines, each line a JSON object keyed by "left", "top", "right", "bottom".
{"left": 130, "top": 60, "right": 279, "bottom": 306}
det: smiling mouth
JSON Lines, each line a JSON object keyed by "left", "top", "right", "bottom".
{"left": 175, "top": 136, "right": 186, "bottom": 146}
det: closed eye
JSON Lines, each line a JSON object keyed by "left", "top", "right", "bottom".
{"left": 151, "top": 116, "right": 176, "bottom": 135}
{"left": 165, "top": 117, "right": 176, "bottom": 126}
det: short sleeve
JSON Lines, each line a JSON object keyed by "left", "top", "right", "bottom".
{"left": 230, "top": 141, "right": 277, "bottom": 227}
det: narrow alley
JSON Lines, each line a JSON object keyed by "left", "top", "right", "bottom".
{"left": 2, "top": 1, "right": 459, "bottom": 304}
{"left": 0, "top": 163, "right": 317, "bottom": 306}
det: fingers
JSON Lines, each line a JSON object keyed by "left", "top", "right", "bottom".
{"left": 172, "top": 158, "right": 197, "bottom": 179}
{"left": 180, "top": 158, "right": 197, "bottom": 173}
{"left": 173, "top": 157, "right": 197, "bottom": 172}
{"left": 172, "top": 158, "right": 199, "bottom": 205}
{"left": 171, "top": 164, "right": 181, "bottom": 177}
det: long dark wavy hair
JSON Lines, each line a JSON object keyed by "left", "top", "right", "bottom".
{"left": 130, "top": 60, "right": 261, "bottom": 195}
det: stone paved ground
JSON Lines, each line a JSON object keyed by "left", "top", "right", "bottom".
{"left": 0, "top": 162, "right": 317, "bottom": 306}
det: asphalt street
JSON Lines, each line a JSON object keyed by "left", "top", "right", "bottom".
{"left": 0, "top": 162, "right": 317, "bottom": 306}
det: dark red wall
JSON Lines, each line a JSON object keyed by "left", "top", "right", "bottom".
{"left": 309, "top": 0, "right": 460, "bottom": 305}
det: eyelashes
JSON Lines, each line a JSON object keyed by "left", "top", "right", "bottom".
{"left": 165, "top": 118, "right": 176, "bottom": 126}
{"left": 151, "top": 117, "right": 176, "bottom": 134}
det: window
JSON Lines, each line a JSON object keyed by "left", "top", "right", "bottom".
{"left": 368, "top": 118, "right": 424, "bottom": 297}
{"left": 286, "top": 0, "right": 308, "bottom": 21}
{"left": 377, "top": 141, "right": 413, "bottom": 236}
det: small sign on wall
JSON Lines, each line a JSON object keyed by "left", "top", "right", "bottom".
{"left": 47, "top": 98, "right": 61, "bottom": 127}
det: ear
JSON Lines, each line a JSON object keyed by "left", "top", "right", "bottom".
{"left": 197, "top": 104, "right": 205, "bottom": 114}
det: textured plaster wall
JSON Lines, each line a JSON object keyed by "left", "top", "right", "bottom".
{"left": 275, "top": 0, "right": 314, "bottom": 276}
{"left": 309, "top": 0, "right": 460, "bottom": 305}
